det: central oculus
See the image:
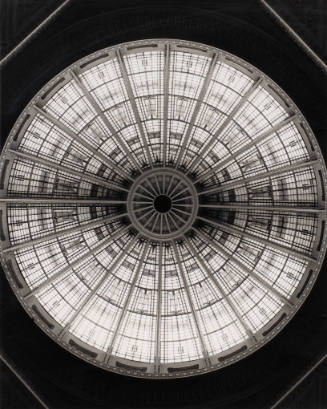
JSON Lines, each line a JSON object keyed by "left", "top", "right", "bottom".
{"left": 127, "top": 168, "right": 199, "bottom": 241}
{"left": 154, "top": 195, "right": 172, "bottom": 213}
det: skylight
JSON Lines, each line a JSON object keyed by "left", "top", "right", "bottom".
{"left": 0, "top": 39, "right": 326, "bottom": 378}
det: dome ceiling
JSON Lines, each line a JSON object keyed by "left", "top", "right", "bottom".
{"left": 0, "top": 39, "right": 326, "bottom": 378}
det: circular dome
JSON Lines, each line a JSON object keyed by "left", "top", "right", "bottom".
{"left": 0, "top": 39, "right": 326, "bottom": 378}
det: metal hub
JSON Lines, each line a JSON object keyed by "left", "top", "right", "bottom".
{"left": 127, "top": 168, "right": 199, "bottom": 241}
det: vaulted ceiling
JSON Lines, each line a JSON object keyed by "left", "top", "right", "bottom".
{"left": 1, "top": 1, "right": 326, "bottom": 408}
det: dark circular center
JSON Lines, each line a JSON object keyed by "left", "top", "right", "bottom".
{"left": 154, "top": 195, "right": 172, "bottom": 213}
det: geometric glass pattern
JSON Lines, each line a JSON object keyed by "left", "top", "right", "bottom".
{"left": 0, "top": 39, "right": 326, "bottom": 378}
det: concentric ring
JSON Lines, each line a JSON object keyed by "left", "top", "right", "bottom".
{"left": 127, "top": 168, "right": 198, "bottom": 240}
{"left": 0, "top": 39, "right": 326, "bottom": 379}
